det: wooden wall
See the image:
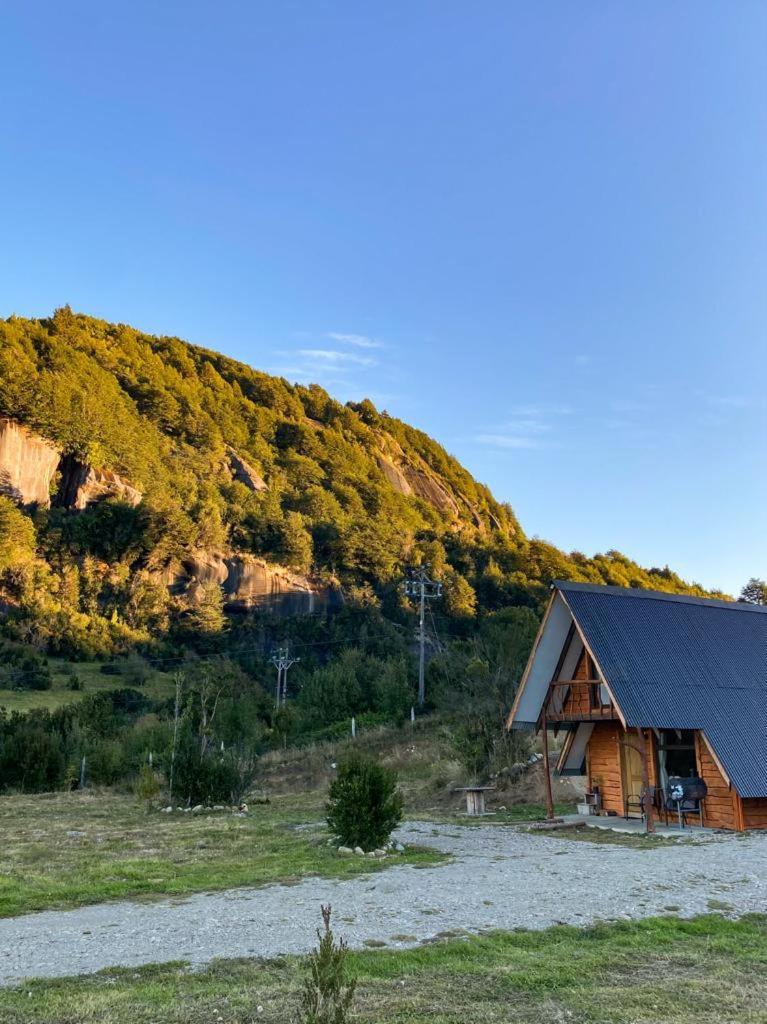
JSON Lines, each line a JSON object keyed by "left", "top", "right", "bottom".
{"left": 586, "top": 721, "right": 624, "bottom": 814}
{"left": 695, "top": 734, "right": 742, "bottom": 830}
{"left": 742, "top": 799, "right": 767, "bottom": 830}
{"left": 561, "top": 649, "right": 593, "bottom": 717}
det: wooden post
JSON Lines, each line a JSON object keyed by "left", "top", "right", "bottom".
{"left": 636, "top": 727, "right": 655, "bottom": 834}
{"left": 541, "top": 703, "right": 555, "bottom": 821}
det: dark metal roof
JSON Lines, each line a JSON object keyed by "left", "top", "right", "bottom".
{"left": 554, "top": 581, "right": 767, "bottom": 799}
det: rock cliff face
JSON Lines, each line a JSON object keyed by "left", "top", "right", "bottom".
{"left": 54, "top": 455, "right": 143, "bottom": 510}
{"left": 0, "top": 418, "right": 60, "bottom": 505}
{"left": 225, "top": 447, "right": 268, "bottom": 493}
{"left": 164, "top": 552, "right": 340, "bottom": 615}
{"left": 376, "top": 438, "right": 504, "bottom": 529}
{"left": 0, "top": 419, "right": 142, "bottom": 511}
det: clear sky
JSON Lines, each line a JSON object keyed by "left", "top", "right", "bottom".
{"left": 1, "top": 2, "right": 765, "bottom": 595}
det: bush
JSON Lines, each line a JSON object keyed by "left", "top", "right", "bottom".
{"left": 135, "top": 762, "right": 160, "bottom": 809}
{"left": 300, "top": 904, "right": 356, "bottom": 1024}
{"left": 0, "top": 641, "right": 52, "bottom": 690}
{"left": 326, "top": 753, "right": 403, "bottom": 851}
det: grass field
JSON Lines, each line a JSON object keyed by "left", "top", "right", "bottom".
{"left": 0, "top": 789, "right": 444, "bottom": 918}
{"left": 0, "top": 914, "right": 765, "bottom": 1022}
{"left": 0, "top": 658, "right": 176, "bottom": 713}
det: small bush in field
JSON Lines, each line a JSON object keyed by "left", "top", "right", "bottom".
{"left": 300, "top": 904, "right": 356, "bottom": 1024}
{"left": 326, "top": 753, "right": 403, "bottom": 850}
{"left": 135, "top": 763, "right": 160, "bottom": 810}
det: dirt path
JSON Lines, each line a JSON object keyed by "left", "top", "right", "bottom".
{"left": 1, "top": 822, "right": 765, "bottom": 986}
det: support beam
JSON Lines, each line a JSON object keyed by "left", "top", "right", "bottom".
{"left": 636, "top": 727, "right": 655, "bottom": 834}
{"left": 541, "top": 702, "right": 556, "bottom": 821}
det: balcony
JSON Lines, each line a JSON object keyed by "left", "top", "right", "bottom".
{"left": 544, "top": 680, "right": 619, "bottom": 723}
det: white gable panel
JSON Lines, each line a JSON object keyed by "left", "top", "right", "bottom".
{"left": 512, "top": 592, "right": 574, "bottom": 727}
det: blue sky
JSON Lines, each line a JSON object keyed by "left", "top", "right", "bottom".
{"left": 1, "top": 2, "right": 765, "bottom": 594}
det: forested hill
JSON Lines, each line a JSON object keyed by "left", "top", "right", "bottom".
{"left": 0, "top": 308, "right": 723, "bottom": 658}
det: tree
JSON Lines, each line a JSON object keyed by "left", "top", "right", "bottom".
{"left": 430, "top": 606, "right": 539, "bottom": 779}
{"left": 183, "top": 581, "right": 227, "bottom": 634}
{"left": 326, "top": 753, "right": 403, "bottom": 851}
{"left": 739, "top": 578, "right": 766, "bottom": 605}
{"left": 0, "top": 497, "right": 36, "bottom": 582}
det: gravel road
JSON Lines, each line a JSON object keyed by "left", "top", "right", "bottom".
{"left": 1, "top": 821, "right": 765, "bottom": 986}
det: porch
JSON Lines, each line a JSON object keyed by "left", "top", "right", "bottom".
{"left": 561, "top": 812, "right": 717, "bottom": 838}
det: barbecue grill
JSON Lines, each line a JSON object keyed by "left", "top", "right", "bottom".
{"left": 666, "top": 776, "right": 707, "bottom": 829}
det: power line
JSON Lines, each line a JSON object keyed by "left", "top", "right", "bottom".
{"left": 402, "top": 563, "right": 443, "bottom": 706}
{"left": 269, "top": 645, "right": 300, "bottom": 707}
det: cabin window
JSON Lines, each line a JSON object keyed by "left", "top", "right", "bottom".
{"left": 657, "top": 729, "right": 697, "bottom": 786}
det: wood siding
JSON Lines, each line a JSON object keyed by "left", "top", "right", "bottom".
{"left": 586, "top": 721, "right": 624, "bottom": 815}
{"left": 561, "top": 650, "right": 593, "bottom": 716}
{"left": 695, "top": 734, "right": 742, "bottom": 831}
{"left": 742, "top": 799, "right": 767, "bottom": 829}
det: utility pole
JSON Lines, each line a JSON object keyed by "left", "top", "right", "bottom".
{"left": 403, "top": 564, "right": 442, "bottom": 707}
{"left": 270, "top": 645, "right": 300, "bottom": 707}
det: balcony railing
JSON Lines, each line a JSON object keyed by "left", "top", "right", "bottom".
{"left": 544, "top": 679, "right": 619, "bottom": 722}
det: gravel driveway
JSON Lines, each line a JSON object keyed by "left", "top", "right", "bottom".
{"left": 1, "top": 821, "right": 765, "bottom": 986}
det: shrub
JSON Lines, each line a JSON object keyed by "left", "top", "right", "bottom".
{"left": 300, "top": 904, "right": 356, "bottom": 1024}
{"left": 326, "top": 753, "right": 403, "bottom": 851}
{"left": 135, "top": 762, "right": 160, "bottom": 810}
{"left": 0, "top": 641, "right": 52, "bottom": 690}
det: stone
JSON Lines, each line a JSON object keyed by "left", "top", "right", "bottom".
{"left": 354, "top": 846, "right": 365, "bottom": 856}
{"left": 394, "top": 842, "right": 405, "bottom": 852}
{"left": 162, "top": 552, "right": 340, "bottom": 616}
{"left": 0, "top": 418, "right": 60, "bottom": 506}
{"left": 212, "top": 805, "right": 225, "bottom": 811}
{"left": 226, "top": 447, "right": 268, "bottom": 493}
{"left": 55, "top": 456, "right": 142, "bottom": 510}
{"left": 337, "top": 846, "right": 354, "bottom": 857}
{"left": 162, "top": 806, "right": 173, "bottom": 813}
{"left": 366, "top": 851, "right": 378, "bottom": 858}
{"left": 192, "top": 804, "right": 204, "bottom": 814}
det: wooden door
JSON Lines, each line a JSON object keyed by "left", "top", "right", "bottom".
{"left": 621, "top": 738, "right": 644, "bottom": 817}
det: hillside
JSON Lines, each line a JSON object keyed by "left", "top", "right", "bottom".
{"left": 0, "top": 307, "right": 724, "bottom": 663}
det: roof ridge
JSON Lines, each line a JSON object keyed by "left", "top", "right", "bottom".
{"left": 552, "top": 579, "right": 766, "bottom": 613}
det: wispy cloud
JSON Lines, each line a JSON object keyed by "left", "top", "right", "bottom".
{"left": 475, "top": 433, "right": 544, "bottom": 450}
{"left": 609, "top": 398, "right": 651, "bottom": 414}
{"left": 326, "top": 332, "right": 383, "bottom": 350}
{"left": 298, "top": 348, "right": 375, "bottom": 366}
{"left": 473, "top": 402, "right": 573, "bottom": 452}
{"left": 703, "top": 394, "right": 752, "bottom": 410}
{"left": 509, "top": 403, "right": 573, "bottom": 418}
{"left": 266, "top": 331, "right": 388, "bottom": 401}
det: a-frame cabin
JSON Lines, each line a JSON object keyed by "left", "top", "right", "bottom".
{"left": 507, "top": 581, "right": 767, "bottom": 831}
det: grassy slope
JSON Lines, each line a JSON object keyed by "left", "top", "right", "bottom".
{"left": 1, "top": 915, "right": 765, "bottom": 1023}
{"left": 0, "top": 789, "right": 443, "bottom": 919}
{"left": 0, "top": 660, "right": 176, "bottom": 713}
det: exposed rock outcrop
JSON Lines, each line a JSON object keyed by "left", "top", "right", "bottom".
{"left": 0, "top": 418, "right": 60, "bottom": 506}
{"left": 376, "top": 449, "right": 460, "bottom": 515}
{"left": 376, "top": 455, "right": 414, "bottom": 497}
{"left": 376, "top": 437, "right": 512, "bottom": 534}
{"left": 225, "top": 446, "right": 267, "bottom": 493}
{"left": 165, "top": 552, "right": 340, "bottom": 615}
{"left": 54, "top": 455, "right": 143, "bottom": 510}
{"left": 0, "top": 419, "right": 143, "bottom": 511}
